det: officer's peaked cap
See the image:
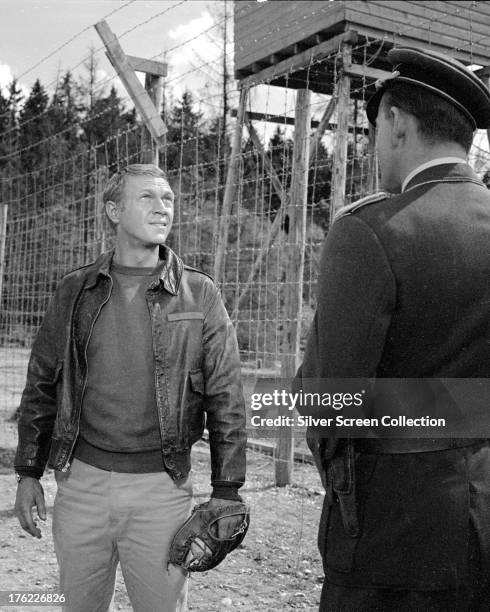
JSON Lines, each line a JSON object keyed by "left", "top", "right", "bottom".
{"left": 366, "top": 46, "right": 490, "bottom": 129}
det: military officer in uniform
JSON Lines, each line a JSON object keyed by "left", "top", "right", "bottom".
{"left": 295, "top": 47, "right": 490, "bottom": 611}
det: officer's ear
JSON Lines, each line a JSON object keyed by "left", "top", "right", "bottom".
{"left": 105, "top": 200, "right": 121, "bottom": 226}
{"left": 389, "top": 106, "right": 409, "bottom": 147}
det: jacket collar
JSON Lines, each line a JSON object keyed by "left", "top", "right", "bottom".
{"left": 401, "top": 157, "right": 467, "bottom": 192}
{"left": 86, "top": 244, "right": 183, "bottom": 295}
{"left": 403, "top": 162, "right": 484, "bottom": 193}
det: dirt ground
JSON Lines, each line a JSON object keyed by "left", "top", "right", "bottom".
{"left": 0, "top": 350, "right": 325, "bottom": 612}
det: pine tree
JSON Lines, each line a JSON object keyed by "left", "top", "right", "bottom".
{"left": 308, "top": 138, "right": 332, "bottom": 231}
{"left": 78, "top": 48, "right": 103, "bottom": 154}
{"left": 0, "top": 87, "right": 11, "bottom": 174}
{"left": 49, "top": 71, "right": 80, "bottom": 146}
{"left": 19, "top": 79, "right": 50, "bottom": 172}
{"left": 266, "top": 126, "right": 293, "bottom": 219}
{"left": 166, "top": 91, "right": 204, "bottom": 192}
{"left": 170, "top": 91, "right": 203, "bottom": 141}
{"left": 6, "top": 79, "right": 23, "bottom": 177}
{"left": 85, "top": 85, "right": 135, "bottom": 167}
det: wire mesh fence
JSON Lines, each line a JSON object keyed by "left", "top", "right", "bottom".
{"left": 1, "top": 4, "right": 490, "bottom": 609}
{"left": 1, "top": 0, "right": 490, "bottom": 457}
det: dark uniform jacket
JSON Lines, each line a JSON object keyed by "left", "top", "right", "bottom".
{"left": 295, "top": 163, "right": 490, "bottom": 589}
{"left": 15, "top": 245, "right": 247, "bottom": 488}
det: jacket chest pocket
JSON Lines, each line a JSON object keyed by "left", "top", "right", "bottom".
{"left": 165, "top": 311, "right": 204, "bottom": 360}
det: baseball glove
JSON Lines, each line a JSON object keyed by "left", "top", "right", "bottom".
{"left": 168, "top": 500, "right": 250, "bottom": 572}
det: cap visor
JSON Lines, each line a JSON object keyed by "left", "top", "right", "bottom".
{"left": 366, "top": 88, "right": 384, "bottom": 126}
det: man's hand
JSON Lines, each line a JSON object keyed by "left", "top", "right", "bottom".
{"left": 14, "top": 477, "right": 46, "bottom": 539}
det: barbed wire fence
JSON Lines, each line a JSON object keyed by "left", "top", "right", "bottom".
{"left": 1, "top": 2, "right": 490, "bottom": 608}
{"left": 1, "top": 0, "right": 490, "bottom": 482}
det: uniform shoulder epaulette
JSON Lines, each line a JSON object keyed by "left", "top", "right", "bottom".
{"left": 333, "top": 191, "right": 389, "bottom": 222}
{"left": 183, "top": 264, "right": 215, "bottom": 283}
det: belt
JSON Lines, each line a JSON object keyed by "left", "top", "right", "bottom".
{"left": 356, "top": 438, "right": 488, "bottom": 454}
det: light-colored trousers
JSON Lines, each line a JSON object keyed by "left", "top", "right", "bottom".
{"left": 52, "top": 459, "right": 192, "bottom": 612}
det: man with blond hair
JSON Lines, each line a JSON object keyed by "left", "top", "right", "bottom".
{"left": 14, "top": 164, "right": 247, "bottom": 611}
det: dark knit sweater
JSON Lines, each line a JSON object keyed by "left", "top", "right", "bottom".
{"left": 75, "top": 262, "right": 164, "bottom": 472}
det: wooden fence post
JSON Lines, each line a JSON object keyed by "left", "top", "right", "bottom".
{"left": 214, "top": 87, "right": 248, "bottom": 284}
{"left": 330, "top": 43, "right": 352, "bottom": 222}
{"left": 276, "top": 88, "right": 311, "bottom": 486}
{"left": 95, "top": 166, "right": 109, "bottom": 257}
{"left": 141, "top": 73, "right": 164, "bottom": 166}
{"left": 0, "top": 204, "right": 8, "bottom": 307}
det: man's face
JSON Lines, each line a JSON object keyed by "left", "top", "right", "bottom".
{"left": 114, "top": 174, "right": 174, "bottom": 247}
{"left": 375, "top": 97, "right": 401, "bottom": 193}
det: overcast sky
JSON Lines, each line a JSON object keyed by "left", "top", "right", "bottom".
{"left": 2, "top": 1, "right": 486, "bottom": 160}
{"left": 0, "top": 0, "right": 231, "bottom": 114}
{"left": 0, "top": 0, "right": 326, "bottom": 149}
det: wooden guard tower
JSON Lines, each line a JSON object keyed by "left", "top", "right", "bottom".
{"left": 226, "top": 0, "right": 490, "bottom": 485}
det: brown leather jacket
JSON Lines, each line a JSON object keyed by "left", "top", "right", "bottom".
{"left": 15, "top": 246, "right": 246, "bottom": 486}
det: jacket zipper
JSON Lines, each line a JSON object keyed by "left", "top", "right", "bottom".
{"left": 61, "top": 278, "right": 113, "bottom": 471}
{"left": 147, "top": 288, "right": 169, "bottom": 450}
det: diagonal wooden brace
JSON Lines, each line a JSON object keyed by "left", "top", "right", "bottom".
{"left": 95, "top": 20, "right": 167, "bottom": 145}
